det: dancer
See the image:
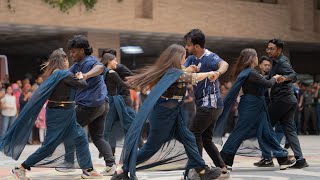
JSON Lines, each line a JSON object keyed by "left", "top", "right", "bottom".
{"left": 216, "top": 48, "right": 296, "bottom": 170}
{"left": 68, "top": 35, "right": 116, "bottom": 175}
{"left": 0, "top": 49, "right": 102, "bottom": 179}
{"left": 183, "top": 29, "right": 229, "bottom": 176}
{"left": 101, "top": 53, "right": 138, "bottom": 157}
{"left": 102, "top": 49, "right": 133, "bottom": 106}
{"left": 111, "top": 44, "right": 222, "bottom": 180}
{"left": 260, "top": 38, "right": 308, "bottom": 168}
{"left": 254, "top": 55, "right": 291, "bottom": 167}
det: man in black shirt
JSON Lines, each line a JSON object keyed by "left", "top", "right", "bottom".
{"left": 259, "top": 56, "right": 271, "bottom": 77}
{"left": 264, "top": 39, "right": 308, "bottom": 168}
{"left": 259, "top": 56, "right": 272, "bottom": 105}
{"left": 255, "top": 55, "right": 291, "bottom": 167}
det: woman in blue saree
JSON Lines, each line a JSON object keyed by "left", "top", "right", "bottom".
{"left": 111, "top": 44, "right": 224, "bottom": 180}
{"left": 0, "top": 49, "right": 101, "bottom": 179}
{"left": 100, "top": 53, "right": 142, "bottom": 173}
{"left": 215, "top": 48, "right": 296, "bottom": 170}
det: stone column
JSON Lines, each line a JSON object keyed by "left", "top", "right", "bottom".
{"left": 290, "top": 0, "right": 315, "bottom": 32}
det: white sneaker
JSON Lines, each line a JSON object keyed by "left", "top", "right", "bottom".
{"left": 11, "top": 167, "right": 30, "bottom": 180}
{"left": 101, "top": 164, "right": 116, "bottom": 176}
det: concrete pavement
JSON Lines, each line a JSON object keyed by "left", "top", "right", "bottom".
{"left": 0, "top": 136, "right": 319, "bottom": 180}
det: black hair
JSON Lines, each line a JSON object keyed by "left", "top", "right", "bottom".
{"left": 102, "top": 48, "right": 117, "bottom": 57}
{"left": 268, "top": 38, "right": 284, "bottom": 50}
{"left": 184, "top": 29, "right": 205, "bottom": 48}
{"left": 67, "top": 35, "right": 93, "bottom": 55}
{"left": 101, "top": 53, "right": 116, "bottom": 66}
{"left": 259, "top": 55, "right": 271, "bottom": 64}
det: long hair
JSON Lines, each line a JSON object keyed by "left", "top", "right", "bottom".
{"left": 231, "top": 48, "right": 257, "bottom": 81}
{"left": 101, "top": 53, "right": 116, "bottom": 67}
{"left": 41, "top": 49, "right": 68, "bottom": 80}
{"left": 127, "top": 44, "right": 185, "bottom": 90}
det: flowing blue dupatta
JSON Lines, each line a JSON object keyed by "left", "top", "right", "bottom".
{"left": 121, "top": 68, "right": 184, "bottom": 178}
{"left": 213, "top": 68, "right": 252, "bottom": 144}
{"left": 0, "top": 70, "right": 70, "bottom": 160}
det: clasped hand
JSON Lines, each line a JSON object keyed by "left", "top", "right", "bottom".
{"left": 75, "top": 72, "right": 85, "bottom": 80}
{"left": 273, "top": 74, "right": 286, "bottom": 83}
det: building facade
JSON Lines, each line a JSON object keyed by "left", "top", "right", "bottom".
{"left": 0, "top": 0, "right": 319, "bottom": 80}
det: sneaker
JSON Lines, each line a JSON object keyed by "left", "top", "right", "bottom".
{"left": 101, "top": 164, "right": 117, "bottom": 176}
{"left": 279, "top": 159, "right": 296, "bottom": 170}
{"left": 187, "top": 169, "right": 200, "bottom": 180}
{"left": 11, "top": 167, "right": 30, "bottom": 180}
{"left": 198, "top": 166, "right": 222, "bottom": 180}
{"left": 226, "top": 165, "right": 232, "bottom": 171}
{"left": 289, "top": 158, "right": 309, "bottom": 169}
{"left": 81, "top": 168, "right": 103, "bottom": 179}
{"left": 111, "top": 171, "right": 130, "bottom": 180}
{"left": 218, "top": 171, "right": 230, "bottom": 179}
{"left": 55, "top": 167, "right": 76, "bottom": 172}
{"left": 287, "top": 147, "right": 294, "bottom": 158}
{"left": 253, "top": 158, "right": 275, "bottom": 167}
{"left": 55, "top": 163, "right": 76, "bottom": 172}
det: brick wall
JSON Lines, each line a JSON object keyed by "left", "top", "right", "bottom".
{"left": 87, "top": 32, "right": 121, "bottom": 60}
{"left": 0, "top": 0, "right": 319, "bottom": 43}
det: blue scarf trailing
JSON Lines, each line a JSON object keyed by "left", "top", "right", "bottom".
{"left": 0, "top": 70, "right": 71, "bottom": 160}
{"left": 213, "top": 68, "right": 252, "bottom": 144}
{"left": 105, "top": 95, "right": 135, "bottom": 135}
{"left": 121, "top": 68, "right": 184, "bottom": 178}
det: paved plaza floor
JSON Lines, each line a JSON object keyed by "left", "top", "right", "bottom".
{"left": 0, "top": 136, "right": 319, "bottom": 180}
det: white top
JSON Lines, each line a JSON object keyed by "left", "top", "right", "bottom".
{"left": 1, "top": 94, "right": 17, "bottom": 117}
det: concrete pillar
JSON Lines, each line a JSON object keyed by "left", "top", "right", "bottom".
{"left": 315, "top": 1, "right": 320, "bottom": 32}
{"left": 303, "top": 0, "right": 315, "bottom": 32}
{"left": 290, "top": 0, "right": 315, "bottom": 32}
{"left": 316, "top": 11, "right": 320, "bottom": 32}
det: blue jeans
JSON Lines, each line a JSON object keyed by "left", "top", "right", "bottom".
{"left": 1, "top": 115, "right": 15, "bottom": 136}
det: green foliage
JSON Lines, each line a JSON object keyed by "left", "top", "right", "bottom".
{"left": 6, "top": 0, "right": 124, "bottom": 13}
{"left": 43, "top": 0, "right": 98, "bottom": 12}
{"left": 7, "top": 0, "right": 15, "bottom": 12}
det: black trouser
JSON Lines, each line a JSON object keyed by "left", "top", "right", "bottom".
{"left": 189, "top": 107, "right": 225, "bottom": 168}
{"left": 268, "top": 101, "right": 303, "bottom": 158}
{"left": 76, "top": 102, "right": 115, "bottom": 166}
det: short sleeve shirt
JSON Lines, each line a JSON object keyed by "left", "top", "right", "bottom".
{"left": 69, "top": 55, "right": 108, "bottom": 107}
{"left": 184, "top": 49, "right": 223, "bottom": 108}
